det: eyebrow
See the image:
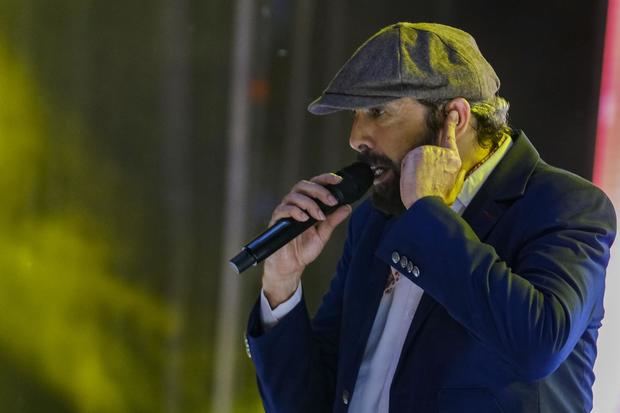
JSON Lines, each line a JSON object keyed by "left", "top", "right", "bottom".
{"left": 357, "top": 105, "right": 386, "bottom": 113}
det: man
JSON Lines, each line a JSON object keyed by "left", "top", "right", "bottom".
{"left": 245, "top": 22, "right": 616, "bottom": 413}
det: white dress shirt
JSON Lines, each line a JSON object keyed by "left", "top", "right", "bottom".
{"left": 260, "top": 137, "right": 513, "bottom": 411}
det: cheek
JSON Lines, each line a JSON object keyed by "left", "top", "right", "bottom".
{"left": 390, "top": 141, "right": 418, "bottom": 169}
{"left": 375, "top": 133, "right": 410, "bottom": 167}
{"left": 396, "top": 126, "right": 437, "bottom": 163}
{"left": 375, "top": 118, "right": 431, "bottom": 168}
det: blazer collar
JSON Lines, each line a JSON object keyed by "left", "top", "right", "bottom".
{"left": 465, "top": 130, "right": 539, "bottom": 207}
{"left": 461, "top": 130, "right": 540, "bottom": 240}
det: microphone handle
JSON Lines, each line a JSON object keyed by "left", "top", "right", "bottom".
{"left": 229, "top": 199, "right": 341, "bottom": 273}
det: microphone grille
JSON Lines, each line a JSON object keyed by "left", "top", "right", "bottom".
{"left": 332, "top": 162, "right": 373, "bottom": 204}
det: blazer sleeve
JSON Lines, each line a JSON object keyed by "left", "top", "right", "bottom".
{"left": 246, "top": 201, "right": 370, "bottom": 413}
{"left": 375, "top": 184, "right": 616, "bottom": 381}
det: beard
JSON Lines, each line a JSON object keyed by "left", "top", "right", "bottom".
{"left": 356, "top": 126, "right": 437, "bottom": 217}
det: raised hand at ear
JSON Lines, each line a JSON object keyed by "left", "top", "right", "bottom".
{"left": 399, "top": 110, "right": 465, "bottom": 208}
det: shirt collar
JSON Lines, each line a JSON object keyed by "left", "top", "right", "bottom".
{"left": 451, "top": 136, "right": 513, "bottom": 215}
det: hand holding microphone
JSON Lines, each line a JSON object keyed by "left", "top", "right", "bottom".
{"left": 229, "top": 162, "right": 373, "bottom": 306}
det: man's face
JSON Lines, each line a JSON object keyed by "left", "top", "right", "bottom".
{"left": 350, "top": 98, "right": 438, "bottom": 216}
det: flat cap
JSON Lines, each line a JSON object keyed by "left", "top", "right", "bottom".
{"left": 308, "top": 22, "right": 500, "bottom": 115}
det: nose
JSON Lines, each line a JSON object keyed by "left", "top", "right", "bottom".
{"left": 349, "top": 112, "right": 375, "bottom": 152}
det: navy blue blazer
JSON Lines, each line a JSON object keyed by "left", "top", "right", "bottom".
{"left": 246, "top": 131, "right": 617, "bottom": 413}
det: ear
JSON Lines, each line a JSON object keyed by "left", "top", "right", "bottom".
{"left": 444, "top": 98, "right": 471, "bottom": 138}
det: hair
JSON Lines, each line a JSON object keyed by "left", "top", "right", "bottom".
{"left": 418, "top": 95, "right": 513, "bottom": 149}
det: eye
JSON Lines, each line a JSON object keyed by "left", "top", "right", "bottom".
{"left": 369, "top": 107, "right": 385, "bottom": 118}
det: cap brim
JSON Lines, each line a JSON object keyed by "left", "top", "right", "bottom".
{"left": 307, "top": 93, "right": 399, "bottom": 115}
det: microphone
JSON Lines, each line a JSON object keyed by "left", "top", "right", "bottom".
{"left": 229, "top": 162, "right": 373, "bottom": 274}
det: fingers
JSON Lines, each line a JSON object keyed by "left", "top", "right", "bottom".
{"left": 294, "top": 178, "right": 340, "bottom": 206}
{"left": 281, "top": 192, "right": 327, "bottom": 221}
{"left": 269, "top": 173, "right": 344, "bottom": 226}
{"left": 269, "top": 204, "right": 311, "bottom": 226}
{"left": 440, "top": 110, "right": 459, "bottom": 150}
{"left": 310, "top": 172, "right": 344, "bottom": 186}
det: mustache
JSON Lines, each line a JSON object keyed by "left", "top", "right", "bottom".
{"left": 356, "top": 151, "right": 399, "bottom": 170}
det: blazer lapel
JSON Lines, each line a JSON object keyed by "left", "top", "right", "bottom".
{"left": 340, "top": 208, "right": 392, "bottom": 378}
{"left": 461, "top": 131, "right": 540, "bottom": 238}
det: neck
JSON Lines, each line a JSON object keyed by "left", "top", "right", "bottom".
{"left": 459, "top": 133, "right": 506, "bottom": 179}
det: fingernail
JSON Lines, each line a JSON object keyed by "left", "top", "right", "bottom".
{"left": 328, "top": 195, "right": 338, "bottom": 205}
{"left": 330, "top": 173, "right": 343, "bottom": 182}
{"left": 318, "top": 210, "right": 326, "bottom": 220}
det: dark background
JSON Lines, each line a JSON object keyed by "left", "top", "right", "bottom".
{"left": 0, "top": 0, "right": 607, "bottom": 412}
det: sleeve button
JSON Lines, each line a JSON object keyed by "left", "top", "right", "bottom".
{"left": 342, "top": 389, "right": 350, "bottom": 405}
{"left": 244, "top": 335, "right": 251, "bottom": 359}
{"left": 391, "top": 251, "right": 400, "bottom": 264}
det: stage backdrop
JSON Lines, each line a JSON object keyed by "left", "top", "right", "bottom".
{"left": 593, "top": 1, "right": 620, "bottom": 412}
{"left": 0, "top": 1, "right": 617, "bottom": 412}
